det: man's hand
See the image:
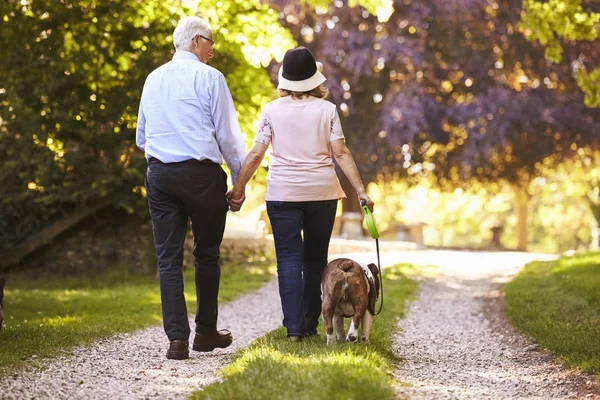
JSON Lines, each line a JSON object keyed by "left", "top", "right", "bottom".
{"left": 226, "top": 187, "right": 246, "bottom": 212}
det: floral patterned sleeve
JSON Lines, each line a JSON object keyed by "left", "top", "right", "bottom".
{"left": 254, "top": 108, "right": 273, "bottom": 145}
{"left": 330, "top": 108, "right": 345, "bottom": 141}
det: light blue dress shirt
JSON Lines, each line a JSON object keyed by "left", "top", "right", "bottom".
{"left": 136, "top": 51, "right": 246, "bottom": 183}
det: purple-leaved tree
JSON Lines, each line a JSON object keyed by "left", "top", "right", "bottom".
{"left": 267, "top": 0, "right": 600, "bottom": 249}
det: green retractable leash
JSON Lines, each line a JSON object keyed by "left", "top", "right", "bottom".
{"left": 361, "top": 199, "right": 383, "bottom": 315}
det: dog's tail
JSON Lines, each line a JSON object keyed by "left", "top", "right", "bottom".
{"left": 335, "top": 259, "right": 356, "bottom": 295}
{"left": 337, "top": 259, "right": 355, "bottom": 273}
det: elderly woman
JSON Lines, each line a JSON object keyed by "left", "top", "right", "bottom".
{"left": 227, "top": 46, "right": 374, "bottom": 341}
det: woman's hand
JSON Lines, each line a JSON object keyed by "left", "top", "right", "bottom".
{"left": 358, "top": 193, "right": 374, "bottom": 213}
{"left": 226, "top": 187, "right": 246, "bottom": 212}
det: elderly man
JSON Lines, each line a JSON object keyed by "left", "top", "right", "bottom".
{"left": 136, "top": 16, "right": 246, "bottom": 360}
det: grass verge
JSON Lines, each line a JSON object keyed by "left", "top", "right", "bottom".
{"left": 506, "top": 250, "right": 600, "bottom": 376}
{"left": 191, "top": 264, "right": 417, "bottom": 400}
{"left": 0, "top": 259, "right": 275, "bottom": 376}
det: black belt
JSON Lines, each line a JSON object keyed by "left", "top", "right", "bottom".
{"left": 148, "top": 157, "right": 215, "bottom": 165}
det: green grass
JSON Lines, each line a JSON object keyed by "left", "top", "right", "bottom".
{"left": 0, "top": 260, "right": 275, "bottom": 376}
{"left": 506, "top": 250, "right": 600, "bottom": 376}
{"left": 191, "top": 264, "right": 418, "bottom": 400}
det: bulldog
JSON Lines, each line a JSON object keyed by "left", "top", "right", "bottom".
{"left": 321, "top": 258, "right": 380, "bottom": 345}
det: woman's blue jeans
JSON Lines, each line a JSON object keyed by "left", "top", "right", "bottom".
{"left": 266, "top": 200, "right": 338, "bottom": 337}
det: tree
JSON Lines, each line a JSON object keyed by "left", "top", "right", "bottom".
{"left": 518, "top": 0, "right": 600, "bottom": 107}
{"left": 402, "top": 0, "right": 600, "bottom": 250}
{"left": 433, "top": 0, "right": 600, "bottom": 249}
{"left": 1, "top": 0, "right": 177, "bottom": 252}
{"left": 268, "top": 0, "right": 600, "bottom": 249}
{"left": 0, "top": 0, "right": 294, "bottom": 254}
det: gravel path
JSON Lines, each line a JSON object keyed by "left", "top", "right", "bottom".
{"left": 2, "top": 279, "right": 282, "bottom": 400}
{"left": 4, "top": 249, "right": 600, "bottom": 399}
{"left": 391, "top": 251, "right": 600, "bottom": 400}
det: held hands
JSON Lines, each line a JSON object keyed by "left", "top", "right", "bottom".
{"left": 358, "top": 193, "right": 374, "bottom": 213}
{"left": 226, "top": 187, "right": 246, "bottom": 212}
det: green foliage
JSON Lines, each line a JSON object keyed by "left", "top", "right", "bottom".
{"left": 303, "top": 0, "right": 394, "bottom": 21}
{"left": 519, "top": 0, "right": 599, "bottom": 63}
{"left": 519, "top": 0, "right": 600, "bottom": 106}
{"left": 0, "top": 257, "right": 275, "bottom": 376}
{"left": 0, "top": 0, "right": 294, "bottom": 252}
{"left": 526, "top": 171, "right": 593, "bottom": 253}
{"left": 506, "top": 252, "right": 600, "bottom": 375}
{"left": 0, "top": 0, "right": 180, "bottom": 251}
{"left": 200, "top": 0, "right": 295, "bottom": 138}
{"left": 366, "top": 159, "right": 600, "bottom": 253}
{"left": 191, "top": 264, "right": 417, "bottom": 400}
{"left": 576, "top": 68, "right": 600, "bottom": 108}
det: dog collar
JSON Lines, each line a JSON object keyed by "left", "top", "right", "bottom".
{"left": 359, "top": 263, "right": 375, "bottom": 286}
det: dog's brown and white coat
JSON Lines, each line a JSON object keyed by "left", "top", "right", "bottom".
{"left": 321, "top": 258, "right": 379, "bottom": 345}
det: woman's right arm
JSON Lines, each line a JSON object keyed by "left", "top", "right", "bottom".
{"left": 226, "top": 142, "right": 269, "bottom": 211}
{"left": 331, "top": 139, "right": 374, "bottom": 212}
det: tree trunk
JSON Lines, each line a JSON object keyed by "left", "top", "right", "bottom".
{"left": 590, "top": 220, "right": 599, "bottom": 251}
{"left": 587, "top": 197, "right": 600, "bottom": 250}
{"left": 512, "top": 183, "right": 530, "bottom": 252}
{"left": 3, "top": 201, "right": 110, "bottom": 268}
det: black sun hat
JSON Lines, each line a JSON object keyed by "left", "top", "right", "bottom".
{"left": 278, "top": 46, "right": 326, "bottom": 92}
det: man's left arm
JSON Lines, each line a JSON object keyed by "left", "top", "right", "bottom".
{"left": 209, "top": 73, "right": 247, "bottom": 184}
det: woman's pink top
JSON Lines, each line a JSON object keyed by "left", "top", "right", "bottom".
{"left": 254, "top": 96, "right": 347, "bottom": 202}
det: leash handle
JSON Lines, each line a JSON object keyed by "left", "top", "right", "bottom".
{"left": 361, "top": 199, "right": 380, "bottom": 239}
{"left": 361, "top": 199, "right": 383, "bottom": 315}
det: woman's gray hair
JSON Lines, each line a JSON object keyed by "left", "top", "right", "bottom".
{"left": 173, "top": 16, "right": 211, "bottom": 50}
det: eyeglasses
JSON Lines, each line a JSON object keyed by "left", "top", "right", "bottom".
{"left": 197, "top": 34, "right": 215, "bottom": 47}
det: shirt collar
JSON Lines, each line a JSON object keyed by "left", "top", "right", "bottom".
{"left": 173, "top": 51, "right": 200, "bottom": 62}
{"left": 280, "top": 95, "right": 319, "bottom": 103}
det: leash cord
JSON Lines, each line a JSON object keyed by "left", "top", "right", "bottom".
{"left": 360, "top": 198, "right": 383, "bottom": 315}
{"left": 373, "top": 238, "right": 383, "bottom": 315}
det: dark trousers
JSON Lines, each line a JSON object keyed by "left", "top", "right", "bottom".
{"left": 266, "top": 200, "right": 338, "bottom": 337}
{"left": 145, "top": 162, "right": 228, "bottom": 341}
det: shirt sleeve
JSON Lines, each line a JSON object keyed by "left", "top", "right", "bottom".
{"left": 254, "top": 107, "right": 273, "bottom": 145}
{"left": 209, "top": 72, "right": 247, "bottom": 185}
{"left": 330, "top": 107, "right": 345, "bottom": 142}
{"left": 136, "top": 96, "right": 147, "bottom": 152}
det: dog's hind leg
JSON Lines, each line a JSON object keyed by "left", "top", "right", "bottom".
{"left": 322, "top": 297, "right": 336, "bottom": 345}
{"left": 346, "top": 319, "right": 358, "bottom": 342}
{"left": 333, "top": 314, "right": 345, "bottom": 341}
{"left": 346, "top": 309, "right": 364, "bottom": 342}
{"left": 361, "top": 311, "right": 374, "bottom": 342}
{"left": 346, "top": 320, "right": 356, "bottom": 342}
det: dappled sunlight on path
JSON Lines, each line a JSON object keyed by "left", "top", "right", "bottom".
{"left": 3, "top": 239, "right": 595, "bottom": 400}
{"left": 368, "top": 249, "right": 600, "bottom": 400}
{"left": 331, "top": 248, "right": 558, "bottom": 279}
{"left": 2, "top": 280, "right": 283, "bottom": 399}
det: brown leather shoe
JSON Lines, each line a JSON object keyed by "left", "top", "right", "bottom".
{"left": 193, "top": 329, "right": 233, "bottom": 352}
{"left": 166, "top": 340, "right": 189, "bottom": 360}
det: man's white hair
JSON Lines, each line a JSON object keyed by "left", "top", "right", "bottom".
{"left": 173, "top": 16, "right": 211, "bottom": 50}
